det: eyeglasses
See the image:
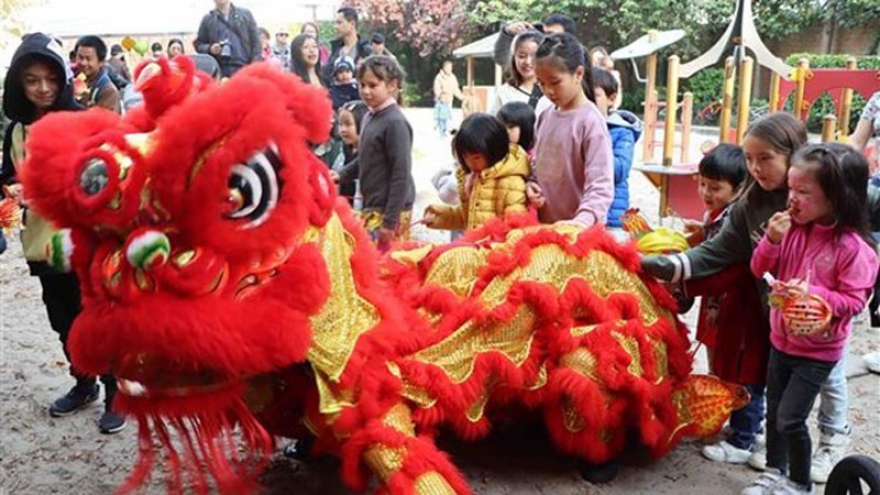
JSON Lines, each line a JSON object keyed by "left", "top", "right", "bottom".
{"left": 277, "top": 33, "right": 289, "bottom": 37}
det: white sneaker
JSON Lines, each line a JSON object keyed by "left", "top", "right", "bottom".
{"left": 741, "top": 471, "right": 785, "bottom": 495}
{"left": 702, "top": 440, "right": 751, "bottom": 464}
{"left": 771, "top": 478, "right": 813, "bottom": 494}
{"left": 811, "top": 431, "right": 849, "bottom": 483}
{"left": 748, "top": 443, "right": 767, "bottom": 471}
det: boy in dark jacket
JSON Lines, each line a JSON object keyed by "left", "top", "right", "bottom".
{"left": 591, "top": 67, "right": 642, "bottom": 230}
{"left": 1, "top": 33, "right": 125, "bottom": 434}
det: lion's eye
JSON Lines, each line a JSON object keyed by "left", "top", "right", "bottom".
{"left": 225, "top": 147, "right": 281, "bottom": 228}
{"left": 80, "top": 158, "right": 110, "bottom": 196}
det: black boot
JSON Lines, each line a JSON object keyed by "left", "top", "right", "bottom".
{"left": 49, "top": 378, "right": 99, "bottom": 417}
{"left": 579, "top": 459, "right": 620, "bottom": 484}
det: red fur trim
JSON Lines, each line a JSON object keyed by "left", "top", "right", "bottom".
{"left": 114, "top": 384, "right": 272, "bottom": 495}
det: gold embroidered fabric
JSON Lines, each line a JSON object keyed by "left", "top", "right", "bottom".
{"left": 612, "top": 332, "right": 643, "bottom": 377}
{"left": 560, "top": 349, "right": 599, "bottom": 381}
{"left": 562, "top": 396, "right": 586, "bottom": 433}
{"left": 382, "top": 404, "right": 416, "bottom": 436}
{"left": 413, "top": 472, "right": 457, "bottom": 495}
{"left": 364, "top": 445, "right": 406, "bottom": 480}
{"left": 423, "top": 247, "right": 488, "bottom": 299}
{"left": 308, "top": 214, "right": 381, "bottom": 381}
{"left": 313, "top": 365, "right": 355, "bottom": 415}
{"left": 412, "top": 306, "right": 535, "bottom": 384}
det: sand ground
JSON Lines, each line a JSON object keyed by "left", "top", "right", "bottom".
{"left": 1, "top": 108, "right": 878, "bottom": 495}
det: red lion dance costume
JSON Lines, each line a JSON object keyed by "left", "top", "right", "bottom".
{"left": 19, "top": 59, "right": 747, "bottom": 494}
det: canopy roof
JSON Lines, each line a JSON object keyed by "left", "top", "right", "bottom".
{"left": 453, "top": 33, "right": 500, "bottom": 59}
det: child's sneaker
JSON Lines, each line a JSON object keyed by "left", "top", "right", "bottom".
{"left": 771, "top": 478, "right": 813, "bottom": 494}
{"left": 741, "top": 470, "right": 785, "bottom": 495}
{"left": 702, "top": 440, "right": 751, "bottom": 463}
{"left": 98, "top": 404, "right": 127, "bottom": 434}
{"left": 49, "top": 383, "right": 99, "bottom": 417}
{"left": 810, "top": 430, "right": 849, "bottom": 483}
{"left": 748, "top": 432, "right": 767, "bottom": 471}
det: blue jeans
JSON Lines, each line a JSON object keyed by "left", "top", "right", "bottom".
{"left": 434, "top": 101, "right": 451, "bottom": 136}
{"left": 728, "top": 383, "right": 765, "bottom": 450}
{"left": 817, "top": 356, "right": 849, "bottom": 437}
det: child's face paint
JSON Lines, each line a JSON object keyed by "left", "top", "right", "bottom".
{"left": 744, "top": 136, "right": 789, "bottom": 191}
{"left": 698, "top": 175, "right": 737, "bottom": 213}
{"left": 787, "top": 163, "right": 833, "bottom": 225}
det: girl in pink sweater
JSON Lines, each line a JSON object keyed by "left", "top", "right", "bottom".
{"left": 745, "top": 144, "right": 878, "bottom": 495}
{"left": 526, "top": 33, "right": 614, "bottom": 227}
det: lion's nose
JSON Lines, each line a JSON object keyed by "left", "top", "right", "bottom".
{"left": 125, "top": 228, "right": 170, "bottom": 271}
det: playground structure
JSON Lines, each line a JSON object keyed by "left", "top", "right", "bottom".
{"left": 615, "top": 0, "right": 880, "bottom": 220}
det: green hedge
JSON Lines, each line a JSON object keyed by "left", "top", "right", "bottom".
{"left": 782, "top": 53, "right": 880, "bottom": 133}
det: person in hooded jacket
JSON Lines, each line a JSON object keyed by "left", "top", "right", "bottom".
{"left": 590, "top": 67, "right": 642, "bottom": 231}
{"left": 0, "top": 33, "right": 126, "bottom": 434}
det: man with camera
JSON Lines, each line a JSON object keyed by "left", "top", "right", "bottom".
{"left": 196, "top": 0, "right": 262, "bottom": 78}
{"left": 493, "top": 14, "right": 577, "bottom": 68}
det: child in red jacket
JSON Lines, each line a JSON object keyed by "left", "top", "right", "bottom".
{"left": 680, "top": 145, "right": 770, "bottom": 463}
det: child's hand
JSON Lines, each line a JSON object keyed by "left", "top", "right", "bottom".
{"left": 526, "top": 182, "right": 545, "bottom": 209}
{"left": 329, "top": 171, "right": 340, "bottom": 183}
{"left": 376, "top": 227, "right": 394, "bottom": 252}
{"left": 782, "top": 278, "right": 809, "bottom": 298}
{"left": 766, "top": 210, "right": 792, "bottom": 244}
{"left": 3, "top": 184, "right": 23, "bottom": 203}
{"left": 682, "top": 219, "right": 704, "bottom": 246}
{"left": 423, "top": 210, "right": 438, "bottom": 227}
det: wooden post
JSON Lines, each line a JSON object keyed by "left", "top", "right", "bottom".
{"left": 837, "top": 57, "right": 857, "bottom": 138}
{"left": 642, "top": 30, "right": 660, "bottom": 162}
{"left": 769, "top": 72, "right": 781, "bottom": 113}
{"left": 663, "top": 55, "right": 680, "bottom": 167}
{"left": 681, "top": 92, "right": 693, "bottom": 164}
{"left": 466, "top": 55, "right": 474, "bottom": 90}
{"left": 794, "top": 58, "right": 809, "bottom": 120}
{"left": 647, "top": 89, "right": 659, "bottom": 160}
{"left": 736, "top": 56, "right": 754, "bottom": 145}
{"left": 719, "top": 57, "right": 736, "bottom": 144}
{"left": 822, "top": 115, "right": 837, "bottom": 143}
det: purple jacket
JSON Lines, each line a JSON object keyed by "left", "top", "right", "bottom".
{"left": 751, "top": 222, "right": 878, "bottom": 362}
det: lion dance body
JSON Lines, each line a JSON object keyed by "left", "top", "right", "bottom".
{"left": 19, "top": 59, "right": 747, "bottom": 494}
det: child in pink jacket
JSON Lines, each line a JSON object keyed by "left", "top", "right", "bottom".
{"left": 745, "top": 143, "right": 879, "bottom": 495}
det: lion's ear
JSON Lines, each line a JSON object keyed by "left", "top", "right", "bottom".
{"left": 231, "top": 64, "right": 334, "bottom": 146}
{"left": 130, "top": 56, "right": 213, "bottom": 125}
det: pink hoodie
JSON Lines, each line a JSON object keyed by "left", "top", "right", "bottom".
{"left": 751, "top": 223, "right": 878, "bottom": 362}
{"left": 534, "top": 100, "right": 614, "bottom": 227}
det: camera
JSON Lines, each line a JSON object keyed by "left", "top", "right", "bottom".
{"left": 219, "top": 40, "right": 232, "bottom": 59}
{"left": 533, "top": 23, "right": 545, "bottom": 33}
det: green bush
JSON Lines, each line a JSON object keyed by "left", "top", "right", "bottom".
{"left": 783, "top": 53, "right": 879, "bottom": 133}
{"left": 682, "top": 68, "right": 726, "bottom": 125}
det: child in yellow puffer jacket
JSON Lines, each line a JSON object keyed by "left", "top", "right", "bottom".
{"left": 424, "top": 113, "right": 530, "bottom": 231}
